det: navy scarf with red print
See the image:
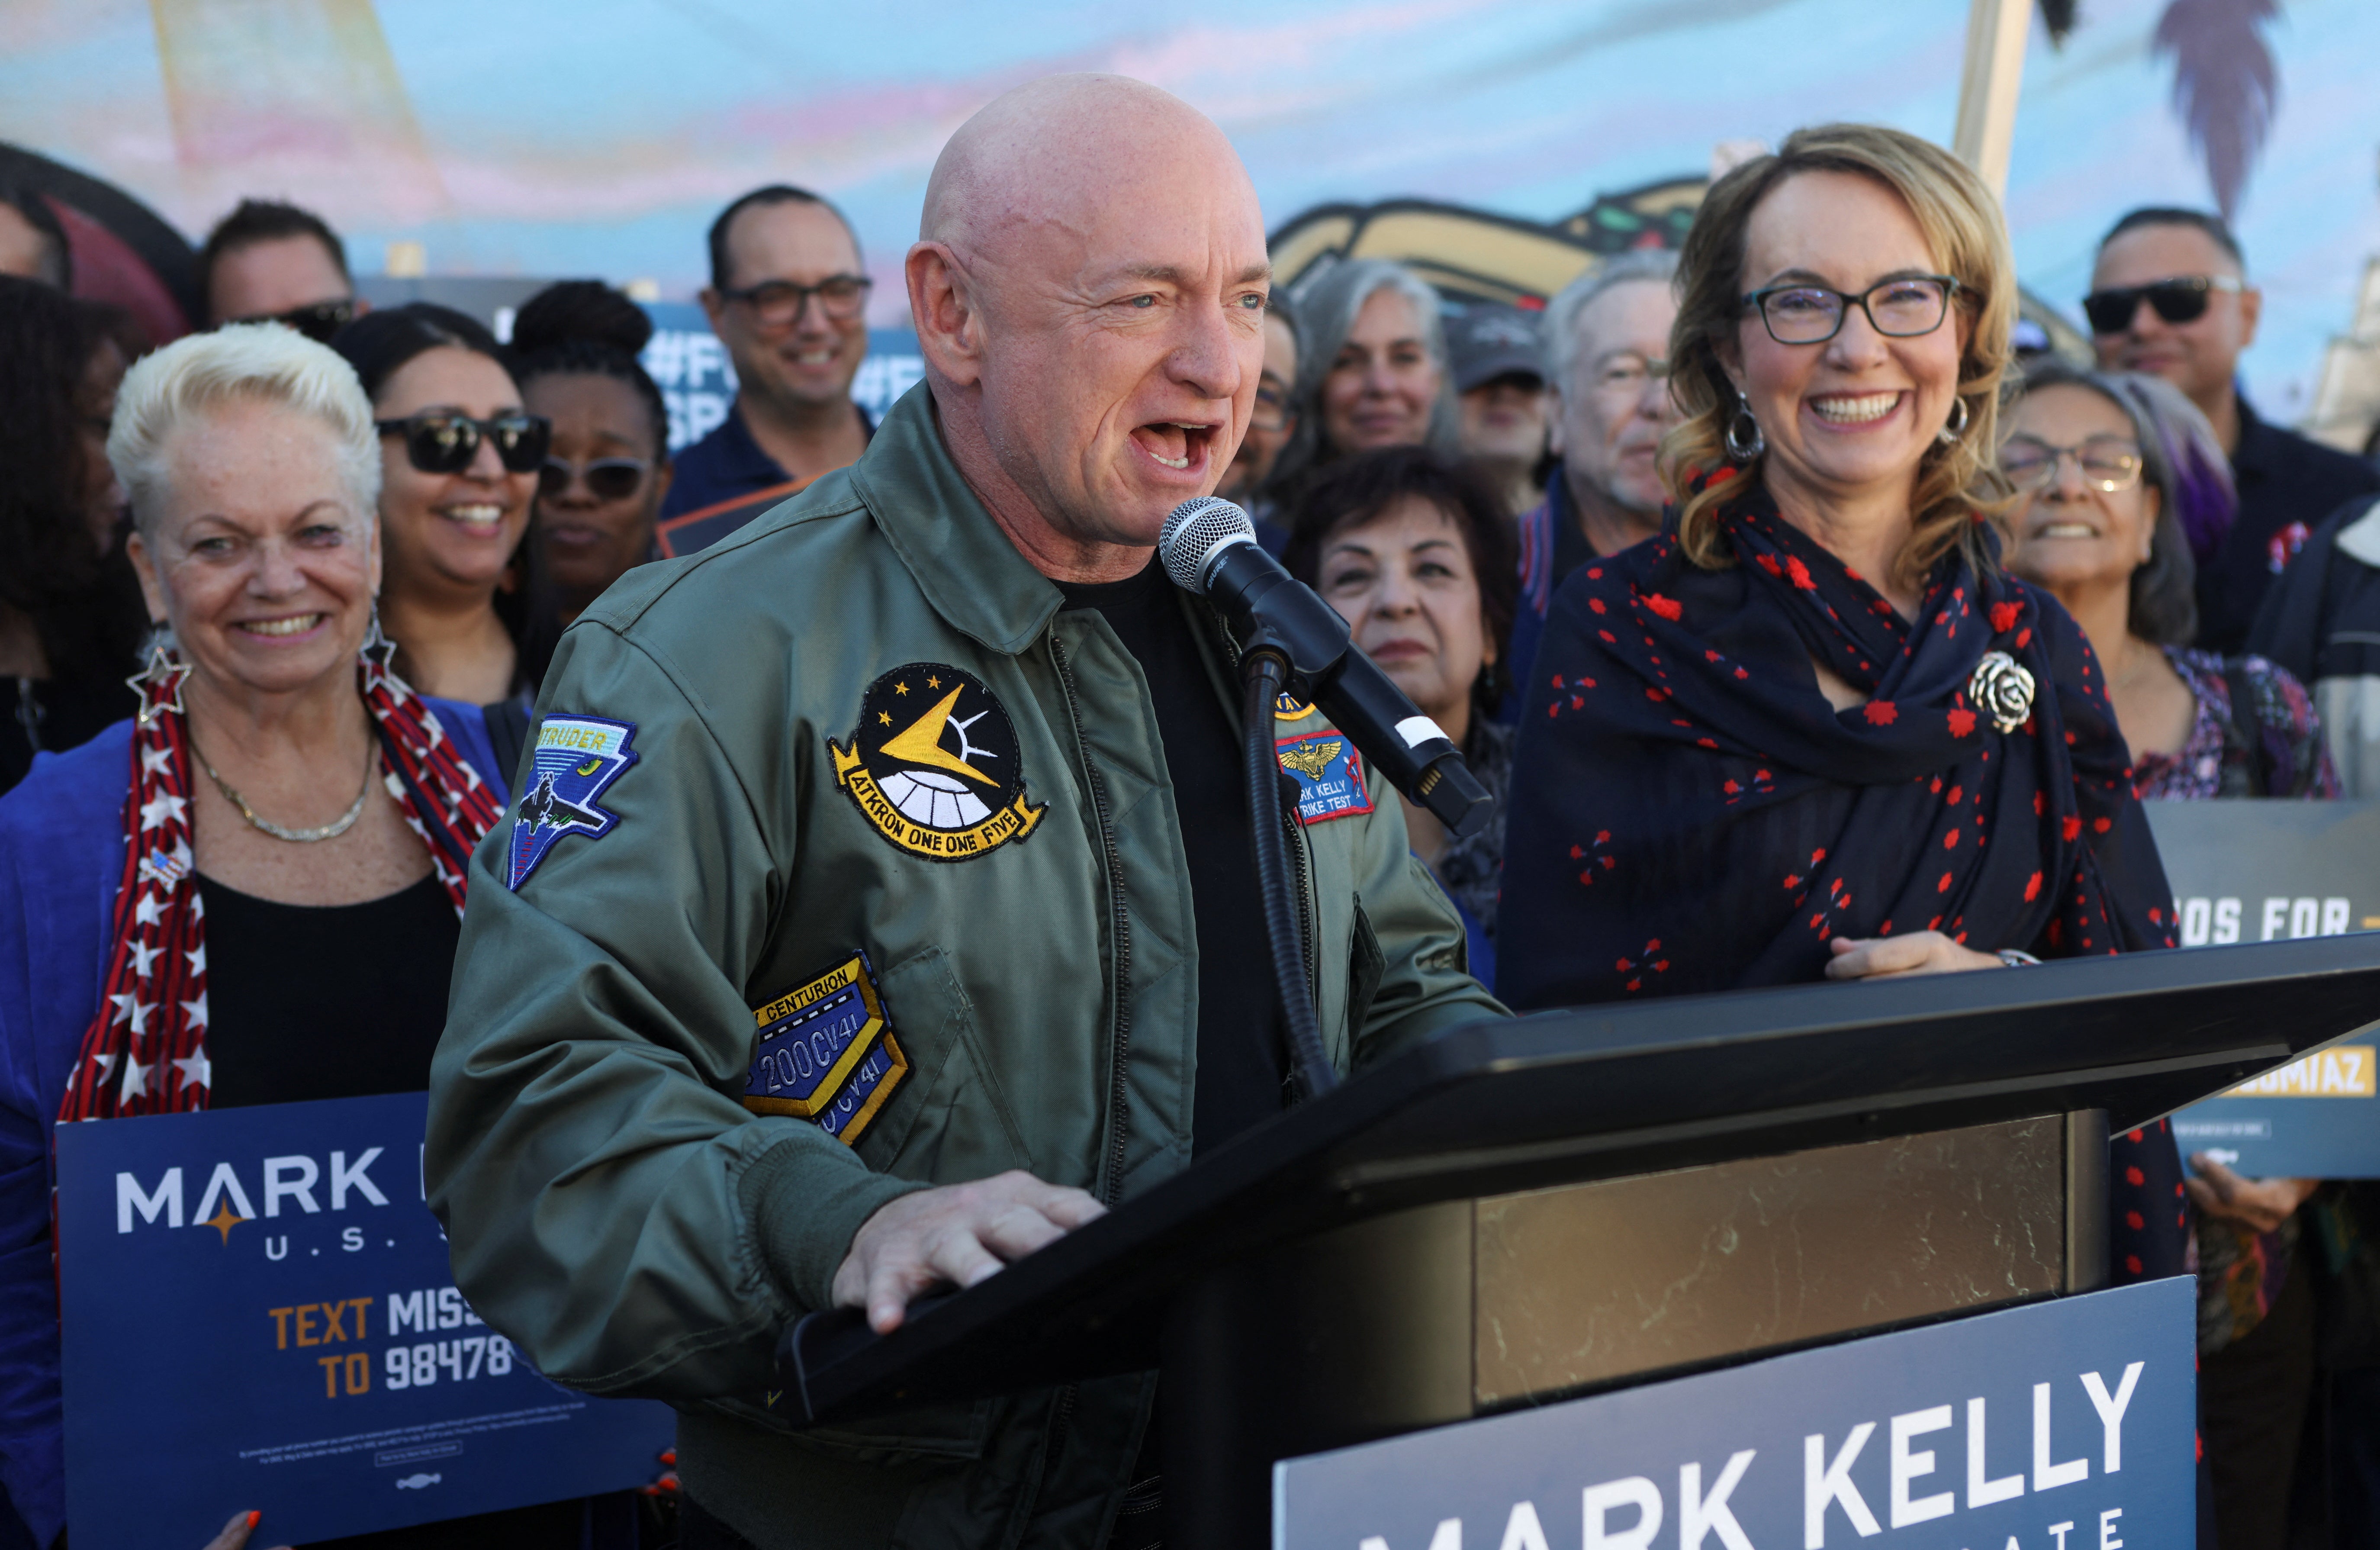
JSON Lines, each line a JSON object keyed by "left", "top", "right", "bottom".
{"left": 1496, "top": 477, "right": 2185, "bottom": 1282}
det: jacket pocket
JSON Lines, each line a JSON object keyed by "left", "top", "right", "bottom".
{"left": 856, "top": 947, "right": 1034, "bottom": 1181}
{"left": 1346, "top": 894, "right": 1386, "bottom": 1047}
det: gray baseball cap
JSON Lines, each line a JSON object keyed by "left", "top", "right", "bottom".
{"left": 1444, "top": 302, "right": 1546, "bottom": 394}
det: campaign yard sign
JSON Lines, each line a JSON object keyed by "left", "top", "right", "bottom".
{"left": 56, "top": 1092, "right": 675, "bottom": 1548}
{"left": 2144, "top": 799, "right": 2380, "bottom": 1176}
{"left": 1274, "top": 1278, "right": 2193, "bottom": 1550}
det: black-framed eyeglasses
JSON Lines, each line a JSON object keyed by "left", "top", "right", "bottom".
{"left": 375, "top": 411, "right": 552, "bottom": 475}
{"left": 2001, "top": 434, "right": 2145, "bottom": 493}
{"left": 539, "top": 455, "right": 651, "bottom": 502}
{"left": 234, "top": 299, "right": 358, "bottom": 345}
{"left": 1740, "top": 275, "right": 1961, "bottom": 345}
{"left": 1250, "top": 376, "right": 1294, "bottom": 434}
{"left": 2080, "top": 275, "right": 2245, "bottom": 335}
{"left": 718, "top": 274, "right": 872, "bottom": 327}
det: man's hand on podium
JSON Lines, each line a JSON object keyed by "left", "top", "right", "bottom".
{"left": 1823, "top": 930, "right": 2003, "bottom": 979}
{"left": 833, "top": 1170, "right": 1108, "bottom": 1334}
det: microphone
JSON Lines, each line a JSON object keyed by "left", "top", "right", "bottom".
{"left": 1160, "top": 496, "right": 1492, "bottom": 841}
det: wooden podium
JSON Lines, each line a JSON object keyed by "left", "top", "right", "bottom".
{"left": 782, "top": 936, "right": 2380, "bottom": 1548}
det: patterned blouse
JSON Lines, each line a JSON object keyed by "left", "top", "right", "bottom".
{"left": 2133, "top": 647, "right": 2338, "bottom": 802}
{"left": 2138, "top": 646, "right": 2339, "bottom": 1353}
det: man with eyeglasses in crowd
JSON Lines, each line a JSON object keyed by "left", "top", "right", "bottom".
{"left": 199, "top": 198, "right": 367, "bottom": 342}
{"left": 2086, "top": 206, "right": 2380, "bottom": 654}
{"left": 1505, "top": 249, "right": 1680, "bottom": 699}
{"left": 657, "top": 184, "right": 875, "bottom": 555}
{"left": 1216, "top": 288, "right": 1301, "bottom": 547}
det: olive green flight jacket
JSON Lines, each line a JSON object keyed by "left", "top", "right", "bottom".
{"left": 425, "top": 384, "right": 1507, "bottom": 1549}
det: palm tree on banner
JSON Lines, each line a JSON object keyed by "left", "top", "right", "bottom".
{"left": 2036, "top": 0, "right": 2282, "bottom": 222}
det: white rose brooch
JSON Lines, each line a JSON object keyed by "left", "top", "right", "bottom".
{"left": 1968, "top": 650, "right": 2036, "bottom": 734}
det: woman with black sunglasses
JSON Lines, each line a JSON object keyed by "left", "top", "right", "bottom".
{"left": 331, "top": 304, "right": 558, "bottom": 707}
{"left": 514, "top": 281, "right": 674, "bottom": 625}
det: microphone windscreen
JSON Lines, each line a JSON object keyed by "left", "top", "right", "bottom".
{"left": 1158, "top": 496, "right": 1255, "bottom": 594}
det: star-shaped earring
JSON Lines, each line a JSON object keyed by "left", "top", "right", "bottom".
{"left": 127, "top": 642, "right": 190, "bottom": 725}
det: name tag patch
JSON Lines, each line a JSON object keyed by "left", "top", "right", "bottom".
{"left": 506, "top": 715, "right": 638, "bottom": 890}
{"left": 1276, "top": 731, "right": 1373, "bottom": 825}
{"left": 743, "top": 952, "right": 908, "bottom": 1146}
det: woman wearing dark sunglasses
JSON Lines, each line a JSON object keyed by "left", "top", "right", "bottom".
{"left": 331, "top": 304, "right": 557, "bottom": 708}
{"left": 513, "top": 281, "right": 674, "bottom": 625}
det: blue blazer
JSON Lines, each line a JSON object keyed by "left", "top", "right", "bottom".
{"left": 0, "top": 700, "right": 505, "bottom": 1547}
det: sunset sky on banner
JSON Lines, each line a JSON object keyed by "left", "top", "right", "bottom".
{"left": 3, "top": 0, "right": 2375, "bottom": 412}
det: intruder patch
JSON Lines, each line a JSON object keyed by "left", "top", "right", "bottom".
{"left": 828, "top": 663, "right": 1045, "bottom": 861}
{"left": 743, "top": 951, "right": 908, "bottom": 1146}
{"left": 505, "top": 715, "right": 639, "bottom": 889}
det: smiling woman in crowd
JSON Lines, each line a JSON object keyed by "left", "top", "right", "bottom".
{"left": 2002, "top": 359, "right": 2333, "bottom": 1550}
{"left": 332, "top": 303, "right": 556, "bottom": 708}
{"left": 0, "top": 324, "right": 521, "bottom": 1549}
{"left": 1286, "top": 445, "right": 1517, "bottom": 980}
{"left": 1496, "top": 123, "right": 2184, "bottom": 1284}
{"left": 1272, "top": 258, "right": 1458, "bottom": 494}
{"left": 514, "top": 280, "right": 674, "bottom": 627}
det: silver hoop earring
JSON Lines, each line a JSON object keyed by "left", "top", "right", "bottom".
{"left": 1937, "top": 395, "right": 1972, "bottom": 446}
{"left": 1724, "top": 391, "right": 1766, "bottom": 462}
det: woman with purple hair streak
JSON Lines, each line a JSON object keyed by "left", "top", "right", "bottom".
{"left": 2002, "top": 358, "right": 2335, "bottom": 1550}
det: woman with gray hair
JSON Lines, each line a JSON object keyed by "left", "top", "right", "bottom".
{"left": 1270, "top": 258, "right": 1459, "bottom": 495}
{"left": 2002, "top": 360, "right": 2333, "bottom": 799}
{"left": 0, "top": 323, "right": 519, "bottom": 1550}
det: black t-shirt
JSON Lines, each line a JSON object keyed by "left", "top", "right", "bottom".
{"left": 1054, "top": 558, "right": 1290, "bottom": 1154}
{"left": 200, "top": 872, "right": 462, "bottom": 1108}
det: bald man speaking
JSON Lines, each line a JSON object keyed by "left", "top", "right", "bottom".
{"left": 428, "top": 76, "right": 1501, "bottom": 1549}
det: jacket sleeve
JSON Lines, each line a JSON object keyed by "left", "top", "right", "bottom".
{"left": 426, "top": 623, "right": 926, "bottom": 1401}
{"left": 1343, "top": 794, "right": 1510, "bottom": 1070}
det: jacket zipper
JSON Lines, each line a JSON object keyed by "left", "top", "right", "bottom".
{"left": 1048, "top": 632, "right": 1133, "bottom": 1208}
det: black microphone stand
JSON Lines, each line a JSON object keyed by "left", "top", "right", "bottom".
{"left": 1241, "top": 651, "right": 1339, "bottom": 1101}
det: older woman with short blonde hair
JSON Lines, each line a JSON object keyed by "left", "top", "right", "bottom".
{"left": 0, "top": 323, "right": 512, "bottom": 1548}
{"left": 1498, "top": 124, "right": 2183, "bottom": 1283}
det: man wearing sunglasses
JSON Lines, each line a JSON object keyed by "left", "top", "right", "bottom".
{"left": 198, "top": 198, "right": 368, "bottom": 344}
{"left": 657, "top": 185, "right": 876, "bottom": 557}
{"left": 2087, "top": 206, "right": 2379, "bottom": 652}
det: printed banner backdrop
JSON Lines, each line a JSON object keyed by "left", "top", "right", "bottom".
{"left": 1274, "top": 1277, "right": 2194, "bottom": 1550}
{"left": 2145, "top": 799, "right": 2380, "bottom": 1176}
{"left": 5, "top": 1, "right": 2379, "bottom": 430}
{"left": 55, "top": 1092, "right": 675, "bottom": 1548}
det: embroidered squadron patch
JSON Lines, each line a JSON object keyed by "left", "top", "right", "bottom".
{"left": 1274, "top": 691, "right": 1316, "bottom": 721}
{"left": 506, "top": 715, "right": 638, "bottom": 889}
{"left": 829, "top": 664, "right": 1045, "bottom": 862}
{"left": 743, "top": 952, "right": 908, "bottom": 1146}
{"left": 1276, "top": 730, "right": 1374, "bottom": 825}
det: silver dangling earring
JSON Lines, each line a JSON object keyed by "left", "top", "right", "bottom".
{"left": 1724, "top": 390, "right": 1766, "bottom": 462}
{"left": 1937, "top": 394, "right": 1972, "bottom": 446}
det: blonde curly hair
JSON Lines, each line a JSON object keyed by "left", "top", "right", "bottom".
{"left": 1660, "top": 123, "right": 2017, "bottom": 592}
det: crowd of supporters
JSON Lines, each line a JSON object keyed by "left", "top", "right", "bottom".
{"left": 2, "top": 136, "right": 2379, "bottom": 1550}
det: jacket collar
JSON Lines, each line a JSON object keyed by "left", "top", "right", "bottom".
{"left": 850, "top": 383, "right": 1066, "bottom": 657}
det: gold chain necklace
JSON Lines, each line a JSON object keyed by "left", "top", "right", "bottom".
{"left": 191, "top": 729, "right": 378, "bottom": 843}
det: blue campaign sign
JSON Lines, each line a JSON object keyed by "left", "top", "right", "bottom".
{"left": 55, "top": 1092, "right": 675, "bottom": 1548}
{"left": 1274, "top": 1278, "right": 2193, "bottom": 1550}
{"left": 2170, "top": 1039, "right": 2380, "bottom": 1179}
{"left": 2143, "top": 799, "right": 2380, "bottom": 1177}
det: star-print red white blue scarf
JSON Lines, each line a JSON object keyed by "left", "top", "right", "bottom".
{"left": 57, "top": 641, "right": 499, "bottom": 1122}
